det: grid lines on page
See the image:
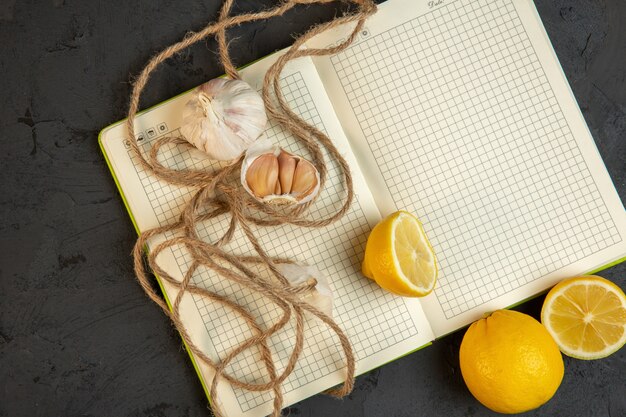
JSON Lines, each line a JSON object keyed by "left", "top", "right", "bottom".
{"left": 128, "top": 72, "right": 419, "bottom": 411}
{"left": 329, "top": 0, "right": 621, "bottom": 318}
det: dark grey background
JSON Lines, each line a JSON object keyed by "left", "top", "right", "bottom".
{"left": 1, "top": 0, "right": 625, "bottom": 416}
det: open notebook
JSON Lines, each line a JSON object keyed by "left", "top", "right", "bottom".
{"left": 99, "top": 0, "right": 626, "bottom": 416}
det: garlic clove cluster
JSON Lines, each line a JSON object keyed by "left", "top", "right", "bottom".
{"left": 277, "top": 263, "right": 333, "bottom": 318}
{"left": 241, "top": 139, "right": 320, "bottom": 205}
{"left": 180, "top": 78, "right": 267, "bottom": 161}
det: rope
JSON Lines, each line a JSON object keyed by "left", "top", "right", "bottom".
{"left": 124, "top": 2, "right": 377, "bottom": 416}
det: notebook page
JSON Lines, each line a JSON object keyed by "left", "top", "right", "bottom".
{"left": 100, "top": 54, "right": 434, "bottom": 417}
{"left": 308, "top": 0, "right": 626, "bottom": 337}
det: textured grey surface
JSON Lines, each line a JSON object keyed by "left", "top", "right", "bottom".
{"left": 1, "top": 0, "right": 625, "bottom": 416}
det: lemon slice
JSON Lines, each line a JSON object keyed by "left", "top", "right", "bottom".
{"left": 362, "top": 210, "right": 437, "bottom": 297}
{"left": 541, "top": 275, "right": 626, "bottom": 359}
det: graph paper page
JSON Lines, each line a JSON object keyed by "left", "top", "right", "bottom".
{"left": 309, "top": 0, "right": 626, "bottom": 336}
{"left": 100, "top": 55, "right": 434, "bottom": 417}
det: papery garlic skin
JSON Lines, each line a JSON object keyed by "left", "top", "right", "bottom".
{"left": 241, "top": 139, "right": 320, "bottom": 205}
{"left": 180, "top": 78, "right": 267, "bottom": 161}
{"left": 277, "top": 263, "right": 333, "bottom": 318}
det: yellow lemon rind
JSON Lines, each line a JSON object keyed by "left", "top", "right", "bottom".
{"left": 362, "top": 211, "right": 437, "bottom": 297}
{"left": 460, "top": 310, "right": 564, "bottom": 414}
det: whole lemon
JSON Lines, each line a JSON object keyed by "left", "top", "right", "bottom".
{"left": 459, "top": 310, "right": 564, "bottom": 414}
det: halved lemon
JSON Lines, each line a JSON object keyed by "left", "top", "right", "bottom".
{"left": 362, "top": 210, "right": 437, "bottom": 297}
{"left": 541, "top": 275, "right": 626, "bottom": 359}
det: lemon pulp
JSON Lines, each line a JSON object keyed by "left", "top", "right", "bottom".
{"left": 541, "top": 275, "right": 626, "bottom": 359}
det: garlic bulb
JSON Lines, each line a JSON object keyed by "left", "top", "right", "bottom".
{"left": 241, "top": 139, "right": 320, "bottom": 205}
{"left": 277, "top": 263, "right": 333, "bottom": 318}
{"left": 180, "top": 78, "right": 267, "bottom": 161}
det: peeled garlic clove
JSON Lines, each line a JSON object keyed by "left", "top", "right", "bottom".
{"left": 241, "top": 139, "right": 321, "bottom": 205}
{"left": 245, "top": 153, "right": 279, "bottom": 198}
{"left": 277, "top": 151, "right": 297, "bottom": 194}
{"left": 291, "top": 159, "right": 318, "bottom": 197}
{"left": 277, "top": 263, "right": 333, "bottom": 318}
{"left": 180, "top": 78, "right": 267, "bottom": 161}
